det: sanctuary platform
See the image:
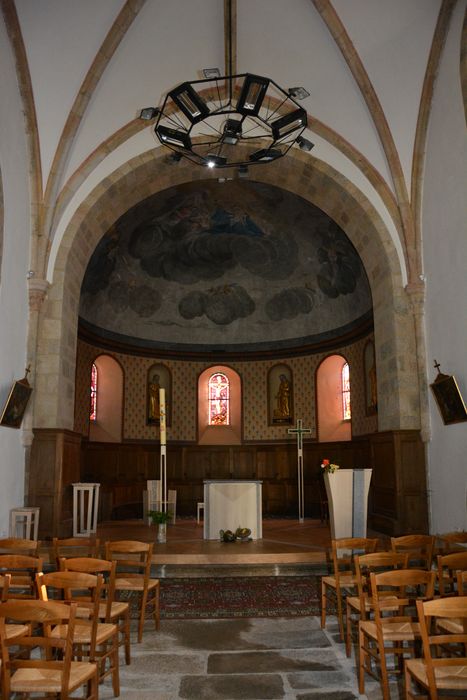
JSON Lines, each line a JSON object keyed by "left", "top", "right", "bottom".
{"left": 95, "top": 517, "right": 332, "bottom": 569}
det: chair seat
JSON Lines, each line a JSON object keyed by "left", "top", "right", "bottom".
{"left": 405, "top": 658, "right": 467, "bottom": 690}
{"left": 115, "top": 576, "right": 159, "bottom": 591}
{"left": 51, "top": 622, "right": 116, "bottom": 645}
{"left": 347, "top": 594, "right": 371, "bottom": 612}
{"left": 10, "top": 661, "right": 97, "bottom": 693}
{"left": 5, "top": 624, "right": 28, "bottom": 640}
{"left": 98, "top": 600, "right": 129, "bottom": 619}
{"left": 360, "top": 619, "right": 421, "bottom": 641}
{"left": 322, "top": 573, "right": 358, "bottom": 590}
{"left": 437, "top": 617, "right": 464, "bottom": 634}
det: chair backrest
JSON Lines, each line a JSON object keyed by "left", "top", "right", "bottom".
{"left": 105, "top": 540, "right": 153, "bottom": 580}
{"left": 435, "top": 531, "right": 467, "bottom": 554}
{"left": 331, "top": 537, "right": 379, "bottom": 583}
{"left": 0, "top": 538, "right": 38, "bottom": 555}
{"left": 0, "top": 554, "right": 43, "bottom": 599}
{"left": 390, "top": 534, "right": 435, "bottom": 570}
{"left": 457, "top": 569, "right": 467, "bottom": 596}
{"left": 61, "top": 556, "right": 117, "bottom": 620}
{"left": 36, "top": 570, "right": 103, "bottom": 655}
{"left": 415, "top": 596, "right": 467, "bottom": 700}
{"left": 437, "top": 551, "right": 467, "bottom": 595}
{"left": 0, "top": 599, "right": 79, "bottom": 697}
{"left": 0, "top": 573, "right": 11, "bottom": 602}
{"left": 370, "top": 568, "right": 436, "bottom": 627}
{"left": 52, "top": 536, "right": 100, "bottom": 569}
{"left": 354, "top": 551, "right": 409, "bottom": 614}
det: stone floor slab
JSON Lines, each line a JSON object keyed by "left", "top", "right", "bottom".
{"left": 179, "top": 673, "right": 285, "bottom": 699}
{"left": 208, "top": 650, "right": 339, "bottom": 674}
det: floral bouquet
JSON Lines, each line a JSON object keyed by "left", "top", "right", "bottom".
{"left": 321, "top": 458, "right": 340, "bottom": 474}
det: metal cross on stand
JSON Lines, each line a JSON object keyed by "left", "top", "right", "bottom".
{"left": 287, "top": 419, "right": 312, "bottom": 522}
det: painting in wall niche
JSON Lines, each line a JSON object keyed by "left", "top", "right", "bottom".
{"left": 268, "top": 364, "right": 293, "bottom": 425}
{"left": 79, "top": 180, "right": 373, "bottom": 354}
{"left": 364, "top": 340, "right": 378, "bottom": 415}
{"left": 430, "top": 368, "right": 467, "bottom": 425}
{"left": 147, "top": 364, "right": 171, "bottom": 426}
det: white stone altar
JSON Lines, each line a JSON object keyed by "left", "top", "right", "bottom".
{"left": 203, "top": 480, "right": 262, "bottom": 540}
{"left": 324, "top": 469, "right": 372, "bottom": 539}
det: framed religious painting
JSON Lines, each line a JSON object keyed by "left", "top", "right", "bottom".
{"left": 430, "top": 370, "right": 467, "bottom": 425}
{"left": 363, "top": 340, "right": 378, "bottom": 415}
{"left": 147, "top": 364, "right": 171, "bottom": 426}
{"left": 268, "top": 364, "right": 293, "bottom": 426}
{"left": 0, "top": 375, "right": 33, "bottom": 428}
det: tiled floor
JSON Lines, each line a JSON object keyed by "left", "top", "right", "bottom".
{"left": 99, "top": 615, "right": 393, "bottom": 700}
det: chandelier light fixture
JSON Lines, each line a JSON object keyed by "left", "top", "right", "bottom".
{"left": 140, "top": 72, "right": 313, "bottom": 169}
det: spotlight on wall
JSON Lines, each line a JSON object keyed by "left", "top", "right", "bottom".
{"left": 139, "top": 107, "right": 160, "bottom": 120}
{"left": 288, "top": 86, "right": 310, "bottom": 100}
{"left": 296, "top": 136, "right": 314, "bottom": 152}
{"left": 238, "top": 164, "right": 249, "bottom": 178}
{"left": 203, "top": 67, "right": 221, "bottom": 79}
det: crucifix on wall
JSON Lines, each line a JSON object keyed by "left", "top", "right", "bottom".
{"left": 287, "top": 418, "right": 312, "bottom": 522}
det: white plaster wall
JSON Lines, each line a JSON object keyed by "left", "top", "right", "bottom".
{"left": 423, "top": 1, "right": 467, "bottom": 533}
{"left": 0, "top": 16, "right": 32, "bottom": 536}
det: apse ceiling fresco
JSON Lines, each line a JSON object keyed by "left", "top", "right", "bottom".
{"left": 79, "top": 180, "right": 372, "bottom": 353}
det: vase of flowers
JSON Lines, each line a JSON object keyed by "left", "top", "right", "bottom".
{"left": 321, "top": 458, "right": 340, "bottom": 474}
{"left": 148, "top": 510, "right": 172, "bottom": 543}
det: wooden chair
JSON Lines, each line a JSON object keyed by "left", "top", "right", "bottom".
{"left": 405, "top": 596, "right": 467, "bottom": 699}
{"left": 358, "top": 568, "right": 436, "bottom": 700}
{"left": 345, "top": 550, "right": 408, "bottom": 657}
{"left": 457, "top": 569, "right": 467, "bottom": 596}
{"left": 390, "top": 534, "right": 435, "bottom": 570}
{"left": 105, "top": 540, "right": 160, "bottom": 643}
{"left": 321, "top": 536, "right": 379, "bottom": 640}
{"left": 435, "top": 531, "right": 467, "bottom": 555}
{"left": 0, "top": 537, "right": 39, "bottom": 555}
{"left": 37, "top": 570, "right": 120, "bottom": 696}
{"left": 437, "top": 551, "right": 467, "bottom": 596}
{"left": 52, "top": 536, "right": 100, "bottom": 569}
{"left": 61, "top": 556, "right": 131, "bottom": 665}
{"left": 0, "top": 554, "right": 43, "bottom": 599}
{"left": 0, "top": 599, "right": 98, "bottom": 700}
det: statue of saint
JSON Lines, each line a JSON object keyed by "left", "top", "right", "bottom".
{"left": 148, "top": 374, "right": 160, "bottom": 422}
{"left": 273, "top": 374, "right": 291, "bottom": 420}
{"left": 369, "top": 362, "right": 377, "bottom": 410}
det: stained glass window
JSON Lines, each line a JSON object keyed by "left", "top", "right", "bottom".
{"left": 342, "top": 362, "right": 351, "bottom": 420}
{"left": 90, "top": 363, "right": 97, "bottom": 422}
{"left": 208, "top": 373, "right": 230, "bottom": 425}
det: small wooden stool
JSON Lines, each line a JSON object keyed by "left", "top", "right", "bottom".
{"left": 72, "top": 483, "right": 100, "bottom": 537}
{"left": 197, "top": 502, "right": 205, "bottom": 524}
{"left": 9, "top": 507, "right": 40, "bottom": 540}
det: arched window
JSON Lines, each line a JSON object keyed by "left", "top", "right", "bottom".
{"left": 208, "top": 373, "right": 230, "bottom": 425}
{"left": 342, "top": 362, "right": 351, "bottom": 420}
{"left": 90, "top": 363, "right": 97, "bottom": 421}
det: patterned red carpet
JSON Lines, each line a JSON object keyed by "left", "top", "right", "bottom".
{"left": 154, "top": 576, "right": 323, "bottom": 619}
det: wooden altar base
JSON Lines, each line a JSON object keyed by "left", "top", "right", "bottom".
{"left": 96, "top": 517, "right": 332, "bottom": 568}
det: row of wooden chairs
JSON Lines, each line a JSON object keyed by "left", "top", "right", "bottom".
{"left": 321, "top": 534, "right": 467, "bottom": 699}
{"left": 0, "top": 538, "right": 161, "bottom": 699}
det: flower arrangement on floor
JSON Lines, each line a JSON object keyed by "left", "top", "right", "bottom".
{"left": 321, "top": 458, "right": 340, "bottom": 474}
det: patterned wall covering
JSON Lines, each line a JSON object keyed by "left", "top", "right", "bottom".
{"left": 75, "top": 335, "right": 378, "bottom": 442}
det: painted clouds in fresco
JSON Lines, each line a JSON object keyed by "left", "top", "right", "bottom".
{"left": 79, "top": 180, "right": 372, "bottom": 349}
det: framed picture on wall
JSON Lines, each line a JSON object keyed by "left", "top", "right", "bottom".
{"left": 0, "top": 375, "right": 33, "bottom": 429}
{"left": 147, "top": 364, "right": 172, "bottom": 426}
{"left": 430, "top": 372, "right": 467, "bottom": 425}
{"left": 268, "top": 364, "right": 293, "bottom": 425}
{"left": 363, "top": 340, "right": 378, "bottom": 415}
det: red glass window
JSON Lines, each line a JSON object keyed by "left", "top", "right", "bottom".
{"left": 208, "top": 373, "right": 230, "bottom": 425}
{"left": 342, "top": 362, "right": 351, "bottom": 420}
{"left": 90, "top": 363, "right": 97, "bottom": 422}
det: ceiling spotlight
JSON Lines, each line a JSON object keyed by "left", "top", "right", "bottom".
{"left": 271, "top": 108, "right": 307, "bottom": 140}
{"left": 296, "top": 136, "right": 314, "bottom": 152}
{"left": 139, "top": 107, "right": 160, "bottom": 120}
{"left": 288, "top": 86, "right": 310, "bottom": 100}
{"left": 206, "top": 154, "right": 227, "bottom": 168}
{"left": 157, "top": 125, "right": 192, "bottom": 149}
{"left": 236, "top": 74, "right": 270, "bottom": 116}
{"left": 223, "top": 118, "right": 242, "bottom": 145}
{"left": 203, "top": 67, "right": 221, "bottom": 79}
{"left": 249, "top": 148, "right": 282, "bottom": 163}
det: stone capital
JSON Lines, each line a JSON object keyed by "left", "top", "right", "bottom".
{"left": 405, "top": 280, "right": 426, "bottom": 315}
{"left": 28, "top": 278, "right": 50, "bottom": 312}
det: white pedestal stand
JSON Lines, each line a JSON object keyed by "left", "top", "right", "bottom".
{"left": 72, "top": 483, "right": 100, "bottom": 537}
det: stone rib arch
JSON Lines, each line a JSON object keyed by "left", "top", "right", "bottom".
{"left": 35, "top": 149, "right": 420, "bottom": 433}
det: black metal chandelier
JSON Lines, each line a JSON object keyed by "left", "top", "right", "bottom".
{"left": 141, "top": 72, "right": 312, "bottom": 169}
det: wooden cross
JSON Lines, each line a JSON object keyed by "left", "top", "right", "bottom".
{"left": 433, "top": 359, "right": 441, "bottom": 373}
{"left": 287, "top": 419, "right": 312, "bottom": 522}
